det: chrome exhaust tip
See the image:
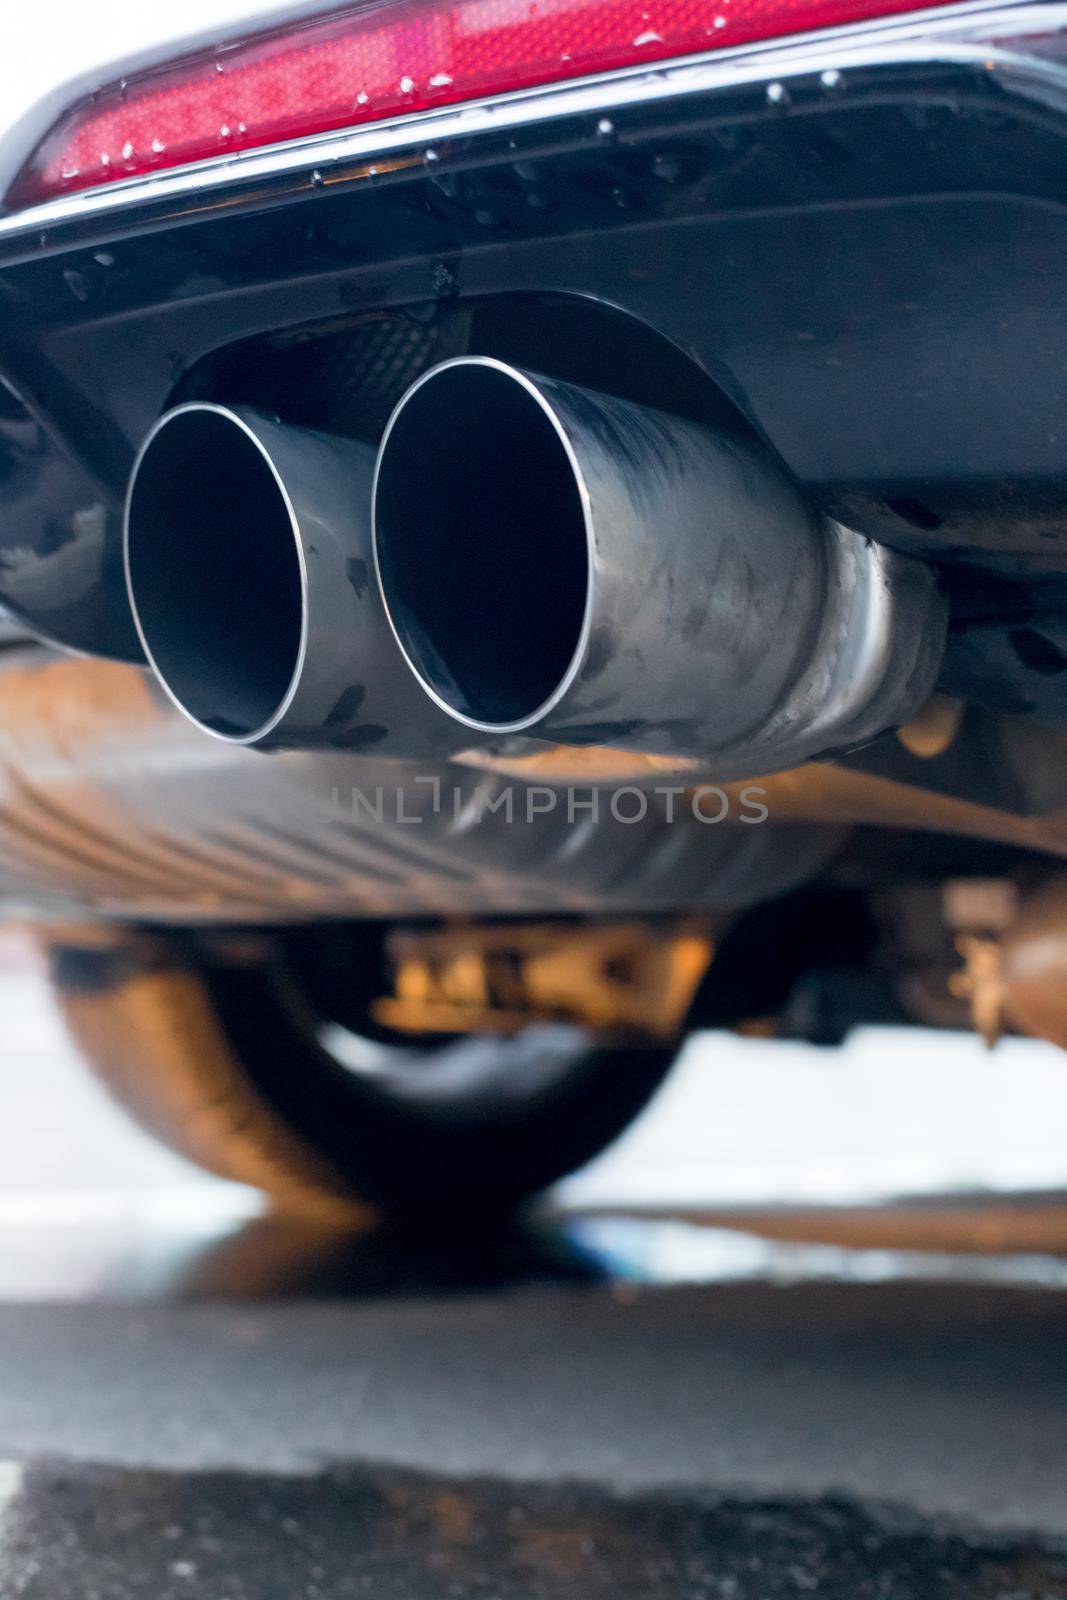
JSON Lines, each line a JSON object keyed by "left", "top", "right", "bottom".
{"left": 373, "top": 358, "right": 592, "bottom": 735}
{"left": 373, "top": 357, "right": 947, "bottom": 773}
{"left": 126, "top": 401, "right": 459, "bottom": 753}
{"left": 126, "top": 403, "right": 310, "bottom": 744}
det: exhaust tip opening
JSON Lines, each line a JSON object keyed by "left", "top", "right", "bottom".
{"left": 373, "top": 359, "right": 590, "bottom": 732}
{"left": 125, "top": 405, "right": 304, "bottom": 742}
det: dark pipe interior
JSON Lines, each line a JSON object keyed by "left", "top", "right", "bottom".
{"left": 127, "top": 408, "right": 303, "bottom": 738}
{"left": 374, "top": 363, "right": 589, "bottom": 728}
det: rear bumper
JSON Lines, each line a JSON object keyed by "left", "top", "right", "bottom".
{"left": 3, "top": 2, "right": 1067, "bottom": 658}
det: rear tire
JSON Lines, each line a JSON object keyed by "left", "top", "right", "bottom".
{"left": 48, "top": 935, "right": 678, "bottom": 1219}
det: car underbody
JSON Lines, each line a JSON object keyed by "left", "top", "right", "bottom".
{"left": 3, "top": 0, "right": 1067, "bottom": 1208}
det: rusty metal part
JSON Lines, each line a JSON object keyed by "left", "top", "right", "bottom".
{"left": 896, "top": 694, "right": 965, "bottom": 759}
{"left": 942, "top": 877, "right": 1018, "bottom": 1046}
{"left": 470, "top": 737, "right": 1067, "bottom": 855}
{"left": 460, "top": 745, "right": 704, "bottom": 783}
{"left": 943, "top": 879, "right": 1019, "bottom": 935}
{"left": 876, "top": 879, "right": 1019, "bottom": 1038}
{"left": 998, "top": 874, "right": 1067, "bottom": 1049}
{"left": 949, "top": 936, "right": 1006, "bottom": 1049}
{"left": 929, "top": 873, "right": 1067, "bottom": 1050}
{"left": 725, "top": 766, "right": 1067, "bottom": 856}
{"left": 372, "top": 921, "right": 714, "bottom": 1040}
{"left": 0, "top": 652, "right": 839, "bottom": 924}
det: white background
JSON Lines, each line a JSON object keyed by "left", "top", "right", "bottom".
{"left": 0, "top": 0, "right": 288, "bottom": 164}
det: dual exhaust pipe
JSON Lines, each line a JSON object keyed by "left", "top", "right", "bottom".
{"left": 126, "top": 358, "right": 947, "bottom": 774}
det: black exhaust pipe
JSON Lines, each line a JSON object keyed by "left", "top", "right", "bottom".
{"left": 125, "top": 402, "right": 459, "bottom": 753}
{"left": 373, "top": 358, "right": 946, "bottom": 774}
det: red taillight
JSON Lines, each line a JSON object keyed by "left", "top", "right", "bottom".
{"left": 9, "top": 0, "right": 947, "bottom": 210}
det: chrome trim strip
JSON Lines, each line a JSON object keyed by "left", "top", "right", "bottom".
{"left": 0, "top": 0, "right": 1061, "bottom": 245}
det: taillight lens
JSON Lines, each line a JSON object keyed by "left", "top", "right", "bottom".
{"left": 9, "top": 0, "right": 950, "bottom": 210}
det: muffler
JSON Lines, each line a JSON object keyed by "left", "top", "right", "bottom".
{"left": 125, "top": 402, "right": 460, "bottom": 753}
{"left": 373, "top": 358, "right": 947, "bottom": 775}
